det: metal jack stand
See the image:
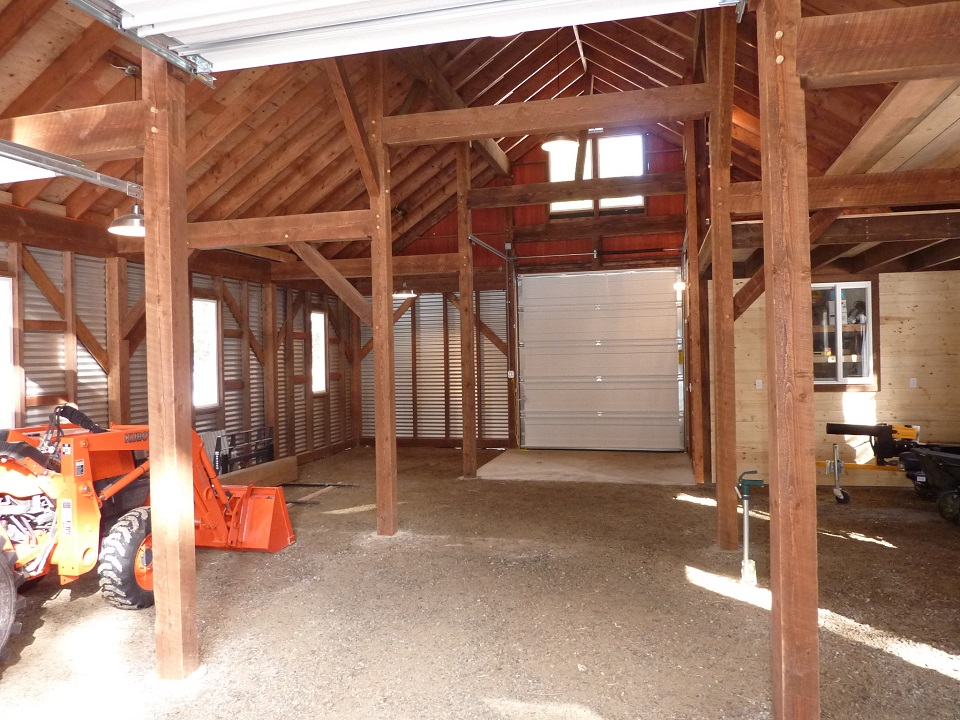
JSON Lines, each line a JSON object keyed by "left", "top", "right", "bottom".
{"left": 736, "top": 470, "right": 765, "bottom": 586}
{"left": 827, "top": 442, "right": 851, "bottom": 504}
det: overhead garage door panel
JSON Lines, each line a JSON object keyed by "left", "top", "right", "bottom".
{"left": 518, "top": 270, "right": 683, "bottom": 451}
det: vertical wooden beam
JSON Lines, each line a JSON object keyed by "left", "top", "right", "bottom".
{"left": 240, "top": 281, "right": 252, "bottom": 430}
{"left": 262, "top": 282, "right": 278, "bottom": 451}
{"left": 350, "top": 312, "right": 362, "bottom": 444}
{"left": 457, "top": 143, "right": 478, "bottom": 478}
{"left": 707, "top": 7, "right": 739, "bottom": 551}
{"left": 684, "top": 124, "right": 707, "bottom": 485}
{"left": 141, "top": 52, "right": 199, "bottom": 680}
{"left": 757, "top": 0, "right": 820, "bottom": 716}
{"left": 369, "top": 52, "right": 399, "bottom": 535}
{"left": 63, "top": 252, "right": 77, "bottom": 404}
{"left": 10, "top": 244, "right": 25, "bottom": 427}
{"left": 106, "top": 257, "right": 130, "bottom": 424}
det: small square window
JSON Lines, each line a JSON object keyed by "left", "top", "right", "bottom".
{"left": 547, "top": 133, "right": 645, "bottom": 214}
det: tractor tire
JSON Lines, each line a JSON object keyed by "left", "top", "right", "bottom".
{"left": 0, "top": 548, "right": 25, "bottom": 662}
{"left": 97, "top": 507, "right": 154, "bottom": 610}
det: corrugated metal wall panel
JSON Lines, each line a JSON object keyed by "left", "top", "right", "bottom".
{"left": 294, "top": 384, "right": 306, "bottom": 454}
{"left": 478, "top": 290, "right": 508, "bottom": 439}
{"left": 23, "top": 249, "right": 65, "bottom": 425}
{"left": 248, "top": 283, "right": 265, "bottom": 431}
{"left": 395, "top": 301, "right": 413, "bottom": 437}
{"left": 414, "top": 294, "right": 446, "bottom": 438}
{"left": 360, "top": 319, "right": 374, "bottom": 437}
{"left": 0, "top": 242, "right": 7, "bottom": 263}
{"left": 222, "top": 279, "right": 241, "bottom": 332}
{"left": 127, "top": 264, "right": 148, "bottom": 424}
{"left": 446, "top": 295, "right": 463, "bottom": 438}
{"left": 328, "top": 316, "right": 342, "bottom": 444}
{"left": 192, "top": 273, "right": 214, "bottom": 291}
{"left": 75, "top": 256, "right": 108, "bottom": 424}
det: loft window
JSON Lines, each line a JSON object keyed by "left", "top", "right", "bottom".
{"left": 192, "top": 298, "right": 220, "bottom": 408}
{"left": 548, "top": 133, "right": 645, "bottom": 214}
{"left": 812, "top": 281, "right": 874, "bottom": 386}
{"left": 311, "top": 310, "right": 327, "bottom": 394}
{"left": 0, "top": 276, "right": 14, "bottom": 429}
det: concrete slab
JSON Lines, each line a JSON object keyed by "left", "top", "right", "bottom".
{"left": 477, "top": 448, "right": 696, "bottom": 485}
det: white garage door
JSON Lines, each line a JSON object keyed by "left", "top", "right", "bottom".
{"left": 518, "top": 269, "right": 684, "bottom": 451}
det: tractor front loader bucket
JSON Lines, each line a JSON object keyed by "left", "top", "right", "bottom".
{"left": 191, "top": 434, "right": 295, "bottom": 553}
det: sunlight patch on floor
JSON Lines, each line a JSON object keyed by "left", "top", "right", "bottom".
{"left": 484, "top": 698, "right": 608, "bottom": 720}
{"left": 685, "top": 566, "right": 960, "bottom": 681}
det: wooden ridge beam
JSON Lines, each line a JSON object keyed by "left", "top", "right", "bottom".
{"left": 0, "top": 203, "right": 115, "bottom": 257}
{"left": 514, "top": 214, "right": 685, "bottom": 243}
{"left": 729, "top": 168, "right": 960, "bottom": 215}
{"left": 391, "top": 48, "right": 510, "bottom": 177}
{"left": 382, "top": 83, "right": 712, "bottom": 145}
{"left": 187, "top": 211, "right": 372, "bottom": 250}
{"left": 0, "top": 101, "right": 148, "bottom": 162}
{"left": 323, "top": 57, "right": 380, "bottom": 197}
{"left": 290, "top": 242, "right": 373, "bottom": 327}
{"left": 797, "top": 2, "right": 960, "bottom": 89}
{"left": 468, "top": 173, "right": 685, "bottom": 209}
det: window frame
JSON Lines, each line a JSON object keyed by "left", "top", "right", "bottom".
{"left": 812, "top": 278, "right": 880, "bottom": 393}
{"left": 191, "top": 295, "right": 222, "bottom": 410}
{"left": 310, "top": 309, "right": 328, "bottom": 396}
{"left": 547, "top": 131, "right": 647, "bottom": 217}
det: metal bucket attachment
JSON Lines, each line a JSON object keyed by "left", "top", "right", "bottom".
{"left": 197, "top": 484, "right": 295, "bottom": 553}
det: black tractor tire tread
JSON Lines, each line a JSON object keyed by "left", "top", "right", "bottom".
{"left": 97, "top": 507, "right": 154, "bottom": 610}
{"left": 0, "top": 548, "right": 25, "bottom": 662}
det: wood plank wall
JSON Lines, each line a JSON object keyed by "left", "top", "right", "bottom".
{"left": 729, "top": 271, "right": 960, "bottom": 485}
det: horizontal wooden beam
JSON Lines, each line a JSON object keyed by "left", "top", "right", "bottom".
{"left": 729, "top": 168, "right": 960, "bottom": 215}
{"left": 468, "top": 173, "right": 685, "bottom": 209}
{"left": 798, "top": 2, "right": 960, "bottom": 88}
{"left": 0, "top": 203, "right": 115, "bottom": 257}
{"left": 907, "top": 237, "right": 960, "bottom": 271}
{"left": 382, "top": 84, "right": 712, "bottom": 145}
{"left": 514, "top": 214, "right": 685, "bottom": 243}
{"left": 733, "top": 210, "right": 960, "bottom": 249}
{"left": 272, "top": 252, "right": 460, "bottom": 281}
{"left": 187, "top": 211, "right": 372, "bottom": 250}
{"left": 0, "top": 101, "right": 148, "bottom": 162}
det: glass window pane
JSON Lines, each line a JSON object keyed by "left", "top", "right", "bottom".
{"left": 812, "top": 286, "right": 839, "bottom": 382}
{"left": 192, "top": 298, "right": 220, "bottom": 408}
{"left": 311, "top": 311, "right": 327, "bottom": 394}
{"left": 0, "top": 277, "right": 14, "bottom": 429}
{"left": 549, "top": 141, "right": 592, "bottom": 213}
{"left": 840, "top": 286, "right": 870, "bottom": 380}
{"left": 598, "top": 135, "right": 644, "bottom": 209}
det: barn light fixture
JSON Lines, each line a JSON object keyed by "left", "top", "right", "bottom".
{"left": 541, "top": 133, "right": 579, "bottom": 153}
{"left": 392, "top": 283, "right": 417, "bottom": 300}
{"left": 673, "top": 279, "right": 687, "bottom": 292}
{"left": 108, "top": 204, "right": 147, "bottom": 237}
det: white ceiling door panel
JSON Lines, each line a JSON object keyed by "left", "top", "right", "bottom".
{"left": 105, "top": 0, "right": 735, "bottom": 71}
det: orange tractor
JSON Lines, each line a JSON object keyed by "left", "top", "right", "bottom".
{"left": 0, "top": 405, "right": 294, "bottom": 659}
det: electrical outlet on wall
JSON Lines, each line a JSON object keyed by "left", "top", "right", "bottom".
{"left": 910, "top": 377, "right": 918, "bottom": 389}
{"left": 755, "top": 379, "right": 763, "bottom": 390}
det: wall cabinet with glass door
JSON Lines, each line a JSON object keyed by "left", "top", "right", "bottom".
{"left": 812, "top": 281, "right": 873, "bottom": 386}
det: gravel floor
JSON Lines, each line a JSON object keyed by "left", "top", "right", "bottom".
{"left": 1, "top": 447, "right": 958, "bottom": 719}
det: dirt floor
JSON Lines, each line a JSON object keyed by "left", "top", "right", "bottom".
{"left": 2, "top": 447, "right": 959, "bottom": 719}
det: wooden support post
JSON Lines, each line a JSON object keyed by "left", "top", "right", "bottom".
{"left": 684, "top": 123, "right": 707, "bottom": 485}
{"left": 141, "top": 52, "right": 200, "bottom": 680}
{"left": 106, "top": 257, "right": 130, "bottom": 424}
{"left": 350, "top": 313, "right": 362, "bottom": 445}
{"left": 757, "top": 0, "right": 821, "bottom": 717}
{"left": 707, "top": 7, "right": 739, "bottom": 550}
{"left": 370, "top": 53, "right": 398, "bottom": 535}
{"left": 62, "top": 252, "right": 77, "bottom": 404}
{"left": 457, "top": 143, "right": 478, "bottom": 479}
{"left": 263, "top": 283, "right": 279, "bottom": 452}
